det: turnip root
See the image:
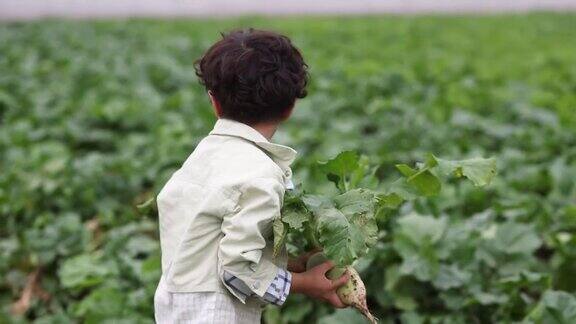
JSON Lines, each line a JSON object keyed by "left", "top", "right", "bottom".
{"left": 306, "top": 252, "right": 377, "bottom": 323}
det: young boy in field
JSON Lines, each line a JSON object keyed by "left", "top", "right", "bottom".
{"left": 153, "top": 28, "right": 349, "bottom": 323}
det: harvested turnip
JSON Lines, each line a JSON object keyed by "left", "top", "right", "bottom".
{"left": 306, "top": 252, "right": 377, "bottom": 323}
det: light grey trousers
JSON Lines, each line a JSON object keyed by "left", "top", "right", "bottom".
{"left": 154, "top": 276, "right": 263, "bottom": 324}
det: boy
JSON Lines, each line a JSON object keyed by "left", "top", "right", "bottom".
{"left": 154, "top": 28, "right": 350, "bottom": 323}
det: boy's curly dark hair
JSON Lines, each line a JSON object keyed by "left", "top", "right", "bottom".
{"left": 194, "top": 28, "right": 309, "bottom": 125}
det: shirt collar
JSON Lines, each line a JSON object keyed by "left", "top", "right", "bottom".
{"left": 208, "top": 118, "right": 297, "bottom": 173}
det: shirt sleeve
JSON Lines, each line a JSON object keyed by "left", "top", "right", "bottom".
{"left": 218, "top": 177, "right": 286, "bottom": 300}
{"left": 223, "top": 268, "right": 291, "bottom": 306}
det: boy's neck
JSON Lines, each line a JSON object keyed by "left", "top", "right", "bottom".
{"left": 251, "top": 122, "right": 278, "bottom": 141}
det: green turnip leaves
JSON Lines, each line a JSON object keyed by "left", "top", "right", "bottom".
{"left": 275, "top": 151, "right": 497, "bottom": 268}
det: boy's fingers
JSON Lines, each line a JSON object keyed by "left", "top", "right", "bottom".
{"left": 327, "top": 294, "right": 346, "bottom": 308}
{"left": 315, "top": 260, "right": 334, "bottom": 274}
{"left": 331, "top": 271, "right": 350, "bottom": 289}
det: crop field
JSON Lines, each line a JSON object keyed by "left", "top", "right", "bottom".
{"left": 1, "top": 13, "right": 576, "bottom": 323}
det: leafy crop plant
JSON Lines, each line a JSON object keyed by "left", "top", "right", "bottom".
{"left": 274, "top": 151, "right": 497, "bottom": 322}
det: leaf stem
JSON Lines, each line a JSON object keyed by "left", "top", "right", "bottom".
{"left": 304, "top": 224, "right": 321, "bottom": 249}
{"left": 342, "top": 173, "right": 349, "bottom": 193}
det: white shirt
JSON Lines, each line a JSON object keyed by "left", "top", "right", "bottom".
{"left": 154, "top": 118, "right": 297, "bottom": 323}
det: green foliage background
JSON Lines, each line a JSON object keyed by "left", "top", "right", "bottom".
{"left": 1, "top": 13, "right": 576, "bottom": 323}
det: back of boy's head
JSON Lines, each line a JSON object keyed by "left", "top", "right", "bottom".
{"left": 194, "top": 28, "right": 309, "bottom": 125}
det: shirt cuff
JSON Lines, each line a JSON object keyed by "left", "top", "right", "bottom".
{"left": 223, "top": 268, "right": 291, "bottom": 306}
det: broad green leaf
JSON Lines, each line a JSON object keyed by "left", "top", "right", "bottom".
{"left": 396, "top": 164, "right": 418, "bottom": 177}
{"left": 400, "top": 312, "right": 425, "bottom": 324}
{"left": 377, "top": 192, "right": 405, "bottom": 210}
{"left": 319, "top": 150, "right": 359, "bottom": 176}
{"left": 58, "top": 253, "right": 118, "bottom": 289}
{"left": 334, "top": 189, "right": 378, "bottom": 249}
{"left": 472, "top": 291, "right": 509, "bottom": 305}
{"left": 272, "top": 217, "right": 287, "bottom": 258}
{"left": 283, "top": 210, "right": 309, "bottom": 230}
{"left": 500, "top": 270, "right": 548, "bottom": 287}
{"left": 318, "top": 308, "right": 367, "bottom": 324}
{"left": 492, "top": 222, "right": 541, "bottom": 254}
{"left": 406, "top": 170, "right": 441, "bottom": 196}
{"left": 432, "top": 264, "right": 471, "bottom": 290}
{"left": 316, "top": 206, "right": 358, "bottom": 265}
{"left": 385, "top": 178, "right": 421, "bottom": 201}
{"left": 318, "top": 151, "right": 360, "bottom": 191}
{"left": 394, "top": 214, "right": 447, "bottom": 281}
{"left": 394, "top": 295, "right": 419, "bottom": 311}
{"left": 382, "top": 264, "right": 426, "bottom": 310}
{"left": 333, "top": 188, "right": 375, "bottom": 216}
{"left": 315, "top": 190, "right": 378, "bottom": 266}
{"left": 24, "top": 213, "right": 89, "bottom": 266}
{"left": 396, "top": 213, "right": 447, "bottom": 245}
{"left": 75, "top": 286, "right": 126, "bottom": 318}
{"left": 395, "top": 161, "right": 441, "bottom": 196}
{"left": 277, "top": 189, "right": 312, "bottom": 256}
{"left": 440, "top": 290, "right": 467, "bottom": 311}
{"left": 527, "top": 290, "right": 576, "bottom": 323}
{"left": 399, "top": 255, "right": 439, "bottom": 281}
{"left": 301, "top": 194, "right": 329, "bottom": 211}
{"left": 262, "top": 306, "right": 281, "bottom": 324}
{"left": 279, "top": 297, "right": 313, "bottom": 322}
{"left": 432, "top": 155, "right": 497, "bottom": 186}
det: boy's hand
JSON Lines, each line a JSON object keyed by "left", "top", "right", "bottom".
{"left": 290, "top": 261, "right": 350, "bottom": 308}
{"left": 287, "top": 247, "right": 322, "bottom": 273}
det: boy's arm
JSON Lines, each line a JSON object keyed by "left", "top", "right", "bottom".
{"left": 218, "top": 177, "right": 350, "bottom": 308}
{"left": 223, "top": 259, "right": 350, "bottom": 308}
{"left": 218, "top": 177, "right": 288, "bottom": 302}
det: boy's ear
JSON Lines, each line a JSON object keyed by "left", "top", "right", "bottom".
{"left": 208, "top": 90, "right": 224, "bottom": 118}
